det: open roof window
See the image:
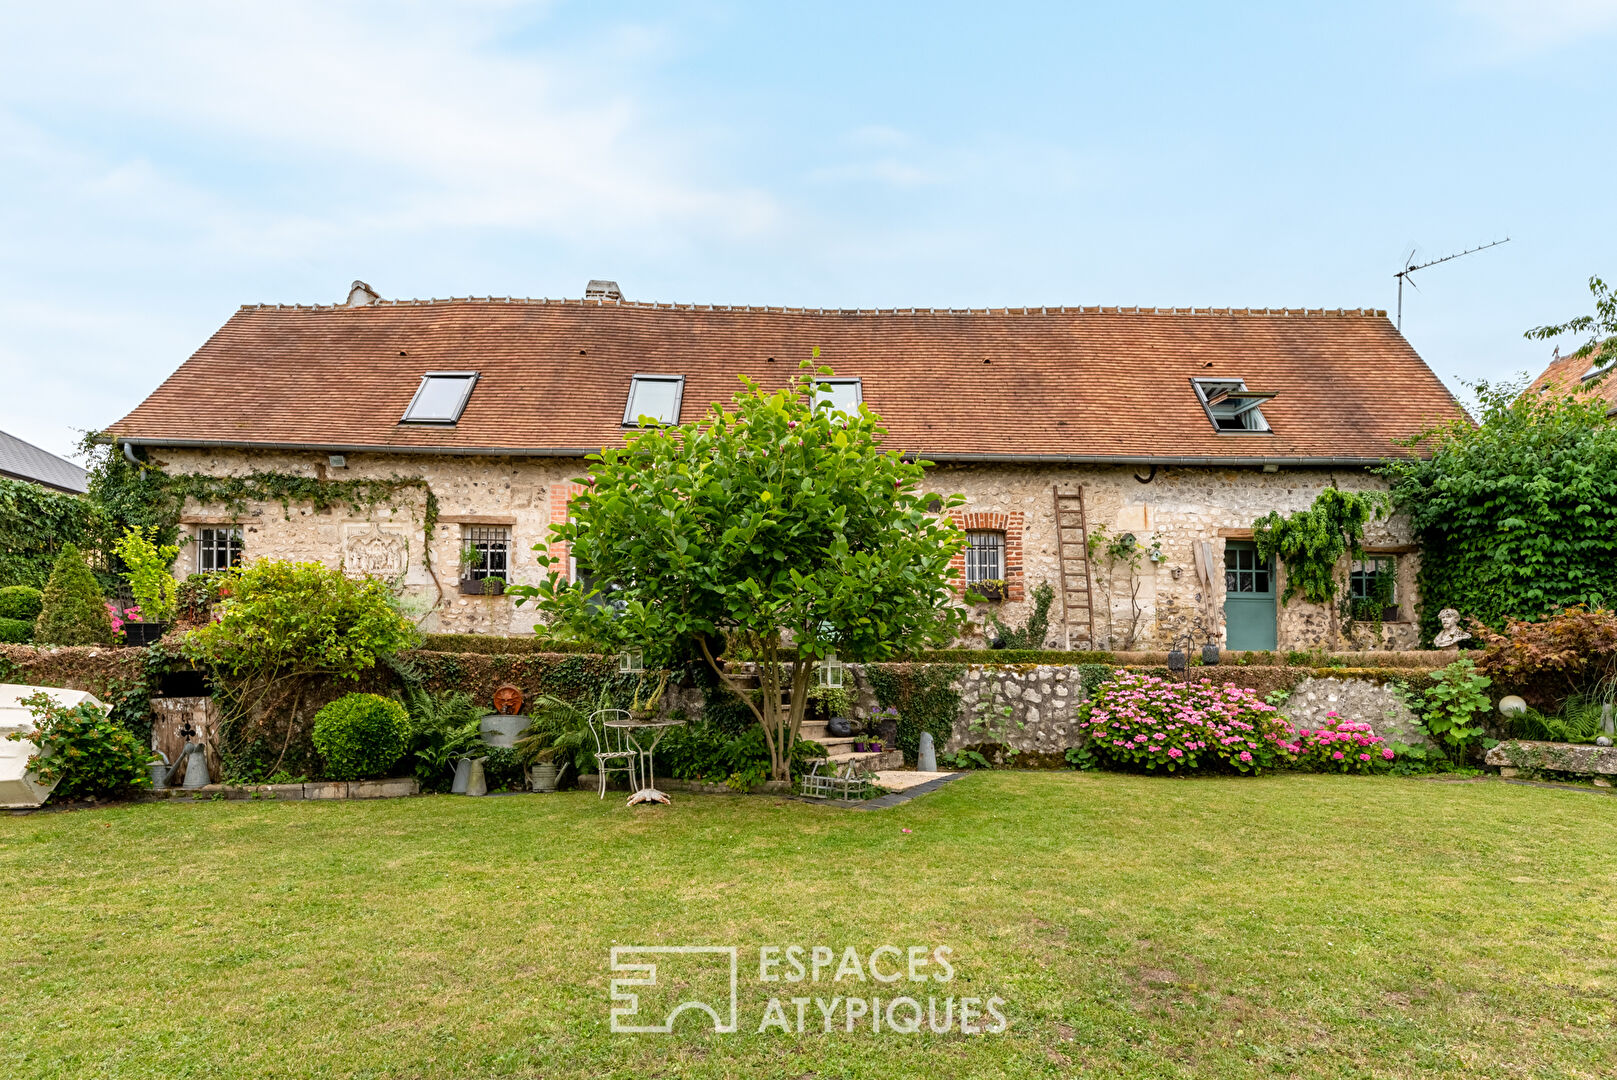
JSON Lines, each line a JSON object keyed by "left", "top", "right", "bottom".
{"left": 1192, "top": 378, "right": 1275, "bottom": 433}
{"left": 623, "top": 374, "right": 685, "bottom": 426}
{"left": 814, "top": 377, "right": 863, "bottom": 414}
{"left": 401, "top": 372, "right": 478, "bottom": 424}
{"left": 1582, "top": 352, "right": 1615, "bottom": 381}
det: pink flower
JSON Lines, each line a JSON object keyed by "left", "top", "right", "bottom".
{"left": 1382, "top": 748, "right": 1395, "bottom": 760}
{"left": 1331, "top": 751, "right": 1344, "bottom": 760}
{"left": 1167, "top": 748, "right": 1183, "bottom": 758}
{"left": 1239, "top": 751, "right": 1252, "bottom": 762}
{"left": 1359, "top": 753, "right": 1371, "bottom": 761}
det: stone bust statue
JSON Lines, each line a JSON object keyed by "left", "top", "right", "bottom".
{"left": 1433, "top": 607, "right": 1472, "bottom": 648}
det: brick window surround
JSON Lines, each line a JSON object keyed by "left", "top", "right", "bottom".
{"left": 548, "top": 482, "right": 588, "bottom": 577}
{"left": 948, "top": 511, "right": 1024, "bottom": 601}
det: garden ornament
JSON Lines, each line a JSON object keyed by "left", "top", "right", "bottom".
{"left": 178, "top": 742, "right": 211, "bottom": 789}
{"left": 1497, "top": 695, "right": 1527, "bottom": 718}
{"left": 1433, "top": 608, "right": 1472, "bottom": 648}
{"left": 492, "top": 684, "right": 524, "bottom": 716}
{"left": 918, "top": 731, "right": 937, "bottom": 773}
{"left": 148, "top": 750, "right": 170, "bottom": 791}
{"left": 1200, "top": 643, "right": 1221, "bottom": 666}
{"left": 827, "top": 717, "right": 853, "bottom": 738}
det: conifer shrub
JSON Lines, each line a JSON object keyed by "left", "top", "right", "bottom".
{"left": 33, "top": 543, "right": 116, "bottom": 646}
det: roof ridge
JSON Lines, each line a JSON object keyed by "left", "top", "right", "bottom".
{"left": 237, "top": 298, "right": 1389, "bottom": 318}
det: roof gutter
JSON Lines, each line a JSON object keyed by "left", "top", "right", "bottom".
{"left": 114, "top": 436, "right": 597, "bottom": 458}
{"left": 115, "top": 436, "right": 1393, "bottom": 468}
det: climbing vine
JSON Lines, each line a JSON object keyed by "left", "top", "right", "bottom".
{"left": 865, "top": 662, "right": 964, "bottom": 764}
{"left": 1252, "top": 488, "right": 1385, "bottom": 605}
{"left": 1380, "top": 382, "right": 1617, "bottom": 638}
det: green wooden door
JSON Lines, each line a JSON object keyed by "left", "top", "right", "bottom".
{"left": 1223, "top": 541, "right": 1277, "bottom": 650}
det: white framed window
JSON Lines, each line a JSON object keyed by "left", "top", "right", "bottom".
{"left": 402, "top": 372, "right": 478, "bottom": 424}
{"left": 1192, "top": 378, "right": 1274, "bottom": 433}
{"left": 965, "top": 530, "right": 1005, "bottom": 583}
{"left": 623, "top": 375, "right": 685, "bottom": 426}
{"left": 461, "top": 525, "right": 511, "bottom": 582}
{"left": 1582, "top": 353, "right": 1615, "bottom": 381}
{"left": 196, "top": 527, "right": 243, "bottom": 573}
{"left": 814, "top": 378, "right": 863, "bottom": 414}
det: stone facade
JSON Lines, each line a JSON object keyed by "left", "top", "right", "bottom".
{"left": 152, "top": 449, "right": 1424, "bottom": 648}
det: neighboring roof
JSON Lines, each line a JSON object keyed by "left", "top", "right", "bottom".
{"left": 1525, "top": 343, "right": 1617, "bottom": 416}
{"left": 0, "top": 429, "right": 88, "bottom": 494}
{"left": 109, "top": 298, "right": 1468, "bottom": 466}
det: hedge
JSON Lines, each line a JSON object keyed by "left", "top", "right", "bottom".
{"left": 416, "top": 634, "right": 602, "bottom": 656}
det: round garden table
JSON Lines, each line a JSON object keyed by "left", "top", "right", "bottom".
{"left": 603, "top": 717, "right": 686, "bottom": 805}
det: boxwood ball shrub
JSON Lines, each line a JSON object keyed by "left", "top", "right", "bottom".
{"left": 0, "top": 617, "right": 32, "bottom": 643}
{"left": 0, "top": 585, "right": 44, "bottom": 622}
{"left": 311, "top": 693, "right": 411, "bottom": 780}
{"left": 1078, "top": 669, "right": 1291, "bottom": 774}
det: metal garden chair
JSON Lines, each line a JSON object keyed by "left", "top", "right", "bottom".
{"left": 589, "top": 708, "right": 639, "bottom": 799}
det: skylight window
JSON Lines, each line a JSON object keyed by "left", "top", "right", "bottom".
{"left": 1192, "top": 378, "right": 1275, "bottom": 433}
{"left": 401, "top": 372, "right": 478, "bottom": 424}
{"left": 1582, "top": 353, "right": 1615, "bottom": 381}
{"left": 815, "top": 378, "right": 863, "bottom": 414}
{"left": 623, "top": 374, "right": 685, "bottom": 426}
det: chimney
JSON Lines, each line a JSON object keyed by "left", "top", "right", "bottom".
{"left": 584, "top": 279, "right": 622, "bottom": 301}
{"left": 345, "top": 280, "right": 381, "bottom": 307}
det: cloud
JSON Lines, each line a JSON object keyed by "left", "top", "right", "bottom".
{"left": 1454, "top": 0, "right": 1617, "bottom": 51}
{"left": 0, "top": 1, "right": 778, "bottom": 250}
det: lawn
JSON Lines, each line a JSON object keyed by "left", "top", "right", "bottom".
{"left": 2, "top": 772, "right": 1615, "bottom": 1079}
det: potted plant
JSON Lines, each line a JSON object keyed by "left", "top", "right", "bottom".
{"left": 457, "top": 544, "right": 504, "bottom": 596}
{"left": 967, "top": 578, "right": 1006, "bottom": 603}
{"left": 629, "top": 669, "right": 669, "bottom": 721}
{"left": 112, "top": 526, "right": 179, "bottom": 646}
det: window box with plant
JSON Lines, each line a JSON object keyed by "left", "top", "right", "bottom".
{"left": 967, "top": 578, "right": 1006, "bottom": 603}
{"left": 457, "top": 528, "right": 510, "bottom": 596}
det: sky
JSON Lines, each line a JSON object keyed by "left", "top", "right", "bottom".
{"left": 2, "top": 0, "right": 1614, "bottom": 461}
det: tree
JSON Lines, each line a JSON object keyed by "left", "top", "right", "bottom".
{"left": 1526, "top": 274, "right": 1617, "bottom": 385}
{"left": 510, "top": 363, "right": 968, "bottom": 781}
{"left": 1380, "top": 382, "right": 1617, "bottom": 639}
{"left": 34, "top": 542, "right": 116, "bottom": 645}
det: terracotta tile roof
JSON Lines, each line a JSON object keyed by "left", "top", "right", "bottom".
{"left": 1525, "top": 344, "right": 1617, "bottom": 416}
{"left": 109, "top": 298, "right": 1467, "bottom": 464}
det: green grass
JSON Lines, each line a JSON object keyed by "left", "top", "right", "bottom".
{"left": 2, "top": 773, "right": 1615, "bottom": 1078}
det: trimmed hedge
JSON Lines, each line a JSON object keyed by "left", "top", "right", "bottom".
{"left": 416, "top": 634, "right": 602, "bottom": 656}
{"left": 0, "top": 617, "right": 32, "bottom": 643}
{"left": 311, "top": 693, "right": 411, "bottom": 780}
{"left": 0, "top": 585, "right": 44, "bottom": 622}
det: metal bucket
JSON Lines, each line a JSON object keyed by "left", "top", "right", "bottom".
{"left": 148, "top": 750, "right": 170, "bottom": 791}
{"left": 530, "top": 762, "right": 558, "bottom": 793}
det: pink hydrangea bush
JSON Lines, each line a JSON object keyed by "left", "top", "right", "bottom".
{"left": 1284, "top": 711, "right": 1396, "bottom": 773}
{"left": 1078, "top": 670, "right": 1293, "bottom": 774}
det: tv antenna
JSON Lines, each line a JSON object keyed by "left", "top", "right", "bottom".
{"left": 1394, "top": 238, "right": 1509, "bottom": 332}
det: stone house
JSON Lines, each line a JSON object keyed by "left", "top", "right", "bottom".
{"left": 1525, "top": 343, "right": 1616, "bottom": 416}
{"left": 107, "top": 281, "right": 1467, "bottom": 651}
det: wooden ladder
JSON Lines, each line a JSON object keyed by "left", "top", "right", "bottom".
{"left": 1052, "top": 485, "right": 1098, "bottom": 650}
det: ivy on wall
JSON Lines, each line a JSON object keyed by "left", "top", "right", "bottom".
{"left": 0, "top": 476, "right": 97, "bottom": 589}
{"left": 1380, "top": 384, "right": 1617, "bottom": 639}
{"left": 865, "top": 662, "right": 964, "bottom": 764}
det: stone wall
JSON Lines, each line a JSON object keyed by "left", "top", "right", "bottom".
{"left": 150, "top": 449, "right": 1424, "bottom": 649}
{"left": 938, "top": 462, "right": 1422, "bottom": 652}
{"left": 846, "top": 661, "right": 1441, "bottom": 756}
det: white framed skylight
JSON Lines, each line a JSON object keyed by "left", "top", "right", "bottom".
{"left": 1192, "top": 378, "right": 1275, "bottom": 433}
{"left": 814, "top": 378, "right": 863, "bottom": 414}
{"left": 401, "top": 372, "right": 478, "bottom": 424}
{"left": 1582, "top": 353, "right": 1615, "bottom": 381}
{"left": 623, "top": 374, "right": 685, "bottom": 426}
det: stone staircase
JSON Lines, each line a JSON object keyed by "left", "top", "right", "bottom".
{"left": 727, "top": 664, "right": 903, "bottom": 771}
{"left": 798, "top": 718, "right": 902, "bottom": 771}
